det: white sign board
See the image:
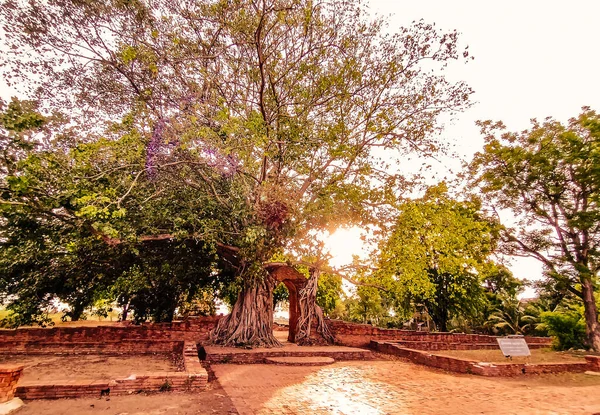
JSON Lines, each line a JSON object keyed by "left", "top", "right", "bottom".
{"left": 496, "top": 337, "right": 531, "bottom": 357}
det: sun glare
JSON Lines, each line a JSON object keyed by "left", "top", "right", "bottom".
{"left": 324, "top": 227, "right": 365, "bottom": 268}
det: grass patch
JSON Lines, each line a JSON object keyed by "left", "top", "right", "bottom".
{"left": 434, "top": 348, "right": 586, "bottom": 364}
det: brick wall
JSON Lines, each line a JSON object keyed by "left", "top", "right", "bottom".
{"left": 0, "top": 365, "right": 23, "bottom": 403}
{"left": 0, "top": 340, "right": 185, "bottom": 356}
{"left": 15, "top": 371, "right": 207, "bottom": 400}
{"left": 13, "top": 341, "right": 208, "bottom": 400}
{"left": 586, "top": 355, "right": 600, "bottom": 371}
{"left": 329, "top": 320, "right": 552, "bottom": 349}
{"left": 0, "top": 317, "right": 220, "bottom": 356}
{"left": 372, "top": 341, "right": 593, "bottom": 376}
{"left": 0, "top": 317, "right": 219, "bottom": 343}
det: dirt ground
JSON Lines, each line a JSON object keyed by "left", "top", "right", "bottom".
{"left": 8, "top": 359, "right": 600, "bottom": 414}
{"left": 435, "top": 348, "right": 586, "bottom": 364}
{"left": 1, "top": 355, "right": 176, "bottom": 383}
{"left": 213, "top": 361, "right": 600, "bottom": 415}
{"left": 16, "top": 382, "right": 238, "bottom": 415}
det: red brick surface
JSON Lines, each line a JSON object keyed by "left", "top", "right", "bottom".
{"left": 0, "top": 340, "right": 185, "bottom": 355}
{"left": 203, "top": 344, "right": 372, "bottom": 364}
{"left": 0, "top": 317, "right": 219, "bottom": 343}
{"left": 15, "top": 371, "right": 207, "bottom": 399}
{"left": 0, "top": 317, "right": 219, "bottom": 356}
{"left": 372, "top": 341, "right": 592, "bottom": 376}
{"left": 585, "top": 355, "right": 600, "bottom": 371}
{"left": 14, "top": 341, "right": 208, "bottom": 400}
{"left": 329, "top": 320, "right": 552, "bottom": 349}
{"left": 0, "top": 365, "right": 23, "bottom": 403}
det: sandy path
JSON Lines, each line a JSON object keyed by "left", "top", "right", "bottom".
{"left": 213, "top": 360, "right": 600, "bottom": 415}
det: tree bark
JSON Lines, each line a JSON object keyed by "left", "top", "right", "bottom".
{"left": 211, "top": 274, "right": 281, "bottom": 347}
{"left": 581, "top": 277, "right": 600, "bottom": 351}
{"left": 294, "top": 269, "right": 335, "bottom": 345}
{"left": 67, "top": 302, "right": 86, "bottom": 322}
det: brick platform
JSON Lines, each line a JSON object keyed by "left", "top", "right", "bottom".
{"left": 586, "top": 355, "right": 600, "bottom": 371}
{"left": 0, "top": 317, "right": 219, "bottom": 356}
{"left": 387, "top": 339, "right": 550, "bottom": 351}
{"left": 11, "top": 341, "right": 207, "bottom": 400}
{"left": 203, "top": 343, "right": 373, "bottom": 364}
{"left": 0, "top": 318, "right": 552, "bottom": 355}
{"left": 15, "top": 370, "right": 207, "bottom": 400}
{"left": 0, "top": 365, "right": 23, "bottom": 403}
{"left": 329, "top": 320, "right": 552, "bottom": 349}
{"left": 265, "top": 356, "right": 335, "bottom": 366}
{"left": 0, "top": 340, "right": 185, "bottom": 356}
{"left": 372, "top": 341, "right": 595, "bottom": 376}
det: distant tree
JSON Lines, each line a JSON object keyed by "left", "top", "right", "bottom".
{"left": 0, "top": 99, "right": 226, "bottom": 326}
{"left": 316, "top": 273, "right": 343, "bottom": 317}
{"left": 485, "top": 295, "right": 539, "bottom": 335}
{"left": 469, "top": 108, "right": 600, "bottom": 351}
{"left": 375, "top": 183, "right": 504, "bottom": 332}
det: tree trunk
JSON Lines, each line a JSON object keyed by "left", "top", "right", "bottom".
{"left": 428, "top": 302, "right": 449, "bottom": 332}
{"left": 211, "top": 274, "right": 281, "bottom": 347}
{"left": 121, "top": 302, "right": 129, "bottom": 322}
{"left": 67, "top": 302, "right": 86, "bottom": 321}
{"left": 581, "top": 277, "right": 600, "bottom": 351}
{"left": 294, "top": 269, "right": 335, "bottom": 346}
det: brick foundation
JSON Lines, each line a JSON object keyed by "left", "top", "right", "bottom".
{"left": 13, "top": 341, "right": 207, "bottom": 400}
{"left": 329, "top": 320, "right": 552, "bottom": 349}
{"left": 585, "top": 355, "right": 600, "bottom": 371}
{"left": 0, "top": 365, "right": 23, "bottom": 403}
{"left": 204, "top": 348, "right": 372, "bottom": 364}
{"left": 0, "top": 340, "right": 185, "bottom": 356}
{"left": 372, "top": 341, "right": 594, "bottom": 376}
{"left": 15, "top": 371, "right": 207, "bottom": 400}
{"left": 0, "top": 317, "right": 219, "bottom": 356}
{"left": 0, "top": 317, "right": 219, "bottom": 343}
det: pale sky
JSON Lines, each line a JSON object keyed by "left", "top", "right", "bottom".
{"left": 3, "top": 1, "right": 600, "bottom": 297}
{"left": 330, "top": 0, "right": 600, "bottom": 295}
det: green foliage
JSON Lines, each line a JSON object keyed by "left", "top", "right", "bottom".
{"left": 316, "top": 273, "right": 342, "bottom": 316}
{"left": 541, "top": 308, "right": 587, "bottom": 350}
{"left": 485, "top": 296, "right": 540, "bottom": 335}
{"left": 469, "top": 108, "right": 600, "bottom": 349}
{"left": 375, "top": 183, "right": 504, "bottom": 331}
{"left": 0, "top": 0, "right": 473, "bottom": 337}
{"left": 272, "top": 283, "right": 289, "bottom": 307}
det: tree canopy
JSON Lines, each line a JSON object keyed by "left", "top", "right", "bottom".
{"left": 0, "top": 0, "right": 473, "bottom": 344}
{"left": 469, "top": 108, "right": 600, "bottom": 351}
{"left": 373, "top": 183, "right": 507, "bottom": 332}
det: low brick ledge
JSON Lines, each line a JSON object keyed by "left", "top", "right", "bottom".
{"left": 0, "top": 365, "right": 24, "bottom": 403}
{"left": 0, "top": 340, "right": 185, "bottom": 355}
{"left": 15, "top": 370, "right": 207, "bottom": 400}
{"left": 388, "top": 340, "right": 550, "bottom": 351}
{"left": 371, "top": 341, "right": 596, "bottom": 377}
{"left": 15, "top": 341, "right": 208, "bottom": 400}
{"left": 204, "top": 349, "right": 373, "bottom": 364}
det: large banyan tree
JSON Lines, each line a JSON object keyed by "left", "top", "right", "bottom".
{"left": 0, "top": 0, "right": 473, "bottom": 346}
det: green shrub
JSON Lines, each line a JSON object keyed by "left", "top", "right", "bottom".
{"left": 540, "top": 309, "right": 586, "bottom": 350}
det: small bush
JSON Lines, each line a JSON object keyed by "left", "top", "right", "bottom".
{"left": 159, "top": 379, "right": 172, "bottom": 392}
{"left": 540, "top": 309, "right": 586, "bottom": 350}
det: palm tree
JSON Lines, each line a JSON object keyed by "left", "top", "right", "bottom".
{"left": 486, "top": 296, "right": 540, "bottom": 335}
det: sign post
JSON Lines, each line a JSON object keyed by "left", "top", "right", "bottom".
{"left": 496, "top": 336, "right": 531, "bottom": 359}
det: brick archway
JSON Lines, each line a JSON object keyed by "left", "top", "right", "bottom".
{"left": 267, "top": 265, "right": 307, "bottom": 343}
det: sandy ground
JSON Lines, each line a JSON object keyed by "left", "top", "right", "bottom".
{"left": 435, "top": 348, "right": 586, "bottom": 364}
{"left": 16, "top": 383, "right": 238, "bottom": 415}
{"left": 1, "top": 355, "right": 176, "bottom": 383}
{"left": 213, "top": 361, "right": 600, "bottom": 415}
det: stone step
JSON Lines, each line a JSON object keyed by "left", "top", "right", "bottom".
{"left": 265, "top": 356, "right": 335, "bottom": 366}
{"left": 183, "top": 342, "right": 198, "bottom": 356}
{"left": 202, "top": 345, "right": 373, "bottom": 364}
